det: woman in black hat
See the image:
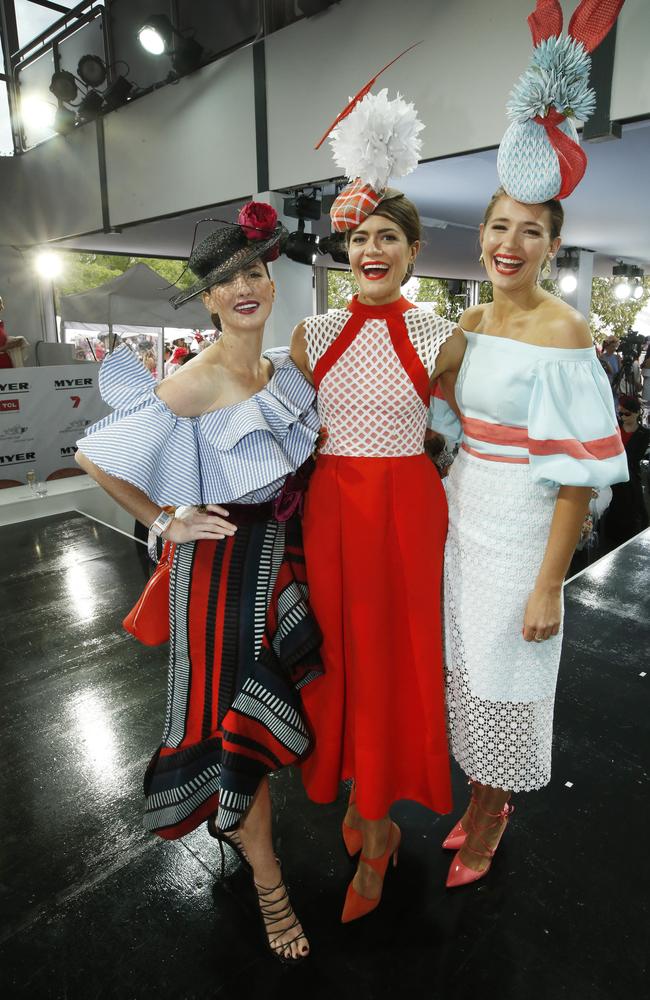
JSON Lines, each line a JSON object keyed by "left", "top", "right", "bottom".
{"left": 76, "top": 203, "right": 320, "bottom": 962}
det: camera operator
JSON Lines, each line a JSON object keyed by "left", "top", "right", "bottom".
{"left": 604, "top": 330, "right": 646, "bottom": 399}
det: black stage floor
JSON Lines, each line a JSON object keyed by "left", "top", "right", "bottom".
{"left": 1, "top": 513, "right": 648, "bottom": 1000}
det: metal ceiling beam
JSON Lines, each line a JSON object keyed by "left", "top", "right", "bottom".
{"left": 0, "top": 0, "right": 23, "bottom": 153}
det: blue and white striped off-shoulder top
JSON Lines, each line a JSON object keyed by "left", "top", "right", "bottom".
{"left": 77, "top": 345, "right": 320, "bottom": 505}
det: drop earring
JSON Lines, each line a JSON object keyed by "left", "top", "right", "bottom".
{"left": 542, "top": 256, "right": 552, "bottom": 278}
{"left": 479, "top": 253, "right": 485, "bottom": 266}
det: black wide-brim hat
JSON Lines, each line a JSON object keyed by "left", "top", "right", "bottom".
{"left": 170, "top": 222, "right": 287, "bottom": 309}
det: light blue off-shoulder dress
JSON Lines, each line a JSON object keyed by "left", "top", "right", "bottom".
{"left": 430, "top": 331, "right": 628, "bottom": 791}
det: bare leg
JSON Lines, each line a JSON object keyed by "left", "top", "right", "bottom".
{"left": 351, "top": 815, "right": 393, "bottom": 899}
{"left": 456, "top": 781, "right": 512, "bottom": 874}
{"left": 222, "top": 778, "right": 309, "bottom": 960}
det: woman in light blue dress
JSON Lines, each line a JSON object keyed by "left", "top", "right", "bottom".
{"left": 431, "top": 188, "right": 628, "bottom": 888}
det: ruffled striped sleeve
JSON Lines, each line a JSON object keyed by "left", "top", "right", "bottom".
{"left": 528, "top": 353, "right": 629, "bottom": 488}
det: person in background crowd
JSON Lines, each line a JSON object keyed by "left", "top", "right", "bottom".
{"left": 0, "top": 296, "right": 30, "bottom": 368}
{"left": 642, "top": 347, "right": 650, "bottom": 403}
{"left": 604, "top": 395, "right": 650, "bottom": 547}
{"left": 600, "top": 336, "right": 622, "bottom": 391}
{"left": 166, "top": 345, "right": 190, "bottom": 375}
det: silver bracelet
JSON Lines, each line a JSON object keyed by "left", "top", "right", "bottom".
{"left": 148, "top": 509, "right": 174, "bottom": 561}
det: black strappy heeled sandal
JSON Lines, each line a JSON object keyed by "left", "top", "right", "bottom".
{"left": 207, "top": 815, "right": 309, "bottom": 964}
{"left": 254, "top": 870, "right": 310, "bottom": 965}
{"left": 207, "top": 815, "right": 252, "bottom": 875}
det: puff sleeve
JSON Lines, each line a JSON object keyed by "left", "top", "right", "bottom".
{"left": 77, "top": 345, "right": 319, "bottom": 505}
{"left": 527, "top": 353, "right": 629, "bottom": 488}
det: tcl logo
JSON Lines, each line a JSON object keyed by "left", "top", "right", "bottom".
{"left": 0, "top": 399, "right": 19, "bottom": 412}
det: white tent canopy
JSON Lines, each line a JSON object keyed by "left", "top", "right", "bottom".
{"left": 58, "top": 263, "right": 210, "bottom": 329}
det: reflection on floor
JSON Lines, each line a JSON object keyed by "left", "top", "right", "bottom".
{"left": 1, "top": 513, "right": 648, "bottom": 1000}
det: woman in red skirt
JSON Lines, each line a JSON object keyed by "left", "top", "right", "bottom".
{"left": 292, "top": 181, "right": 463, "bottom": 921}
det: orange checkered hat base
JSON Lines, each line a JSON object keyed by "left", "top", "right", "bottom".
{"left": 330, "top": 179, "right": 384, "bottom": 233}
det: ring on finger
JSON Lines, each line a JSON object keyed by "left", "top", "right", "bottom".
{"left": 534, "top": 633, "right": 545, "bottom": 643}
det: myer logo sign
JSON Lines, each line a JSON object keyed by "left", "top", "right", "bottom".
{"left": 54, "top": 378, "right": 94, "bottom": 390}
{"left": 0, "top": 451, "right": 35, "bottom": 465}
{"left": 60, "top": 445, "right": 78, "bottom": 456}
{"left": 0, "top": 381, "right": 29, "bottom": 393}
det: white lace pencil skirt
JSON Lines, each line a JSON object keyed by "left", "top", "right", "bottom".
{"left": 443, "top": 448, "right": 563, "bottom": 792}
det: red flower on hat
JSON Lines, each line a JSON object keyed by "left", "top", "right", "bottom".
{"left": 238, "top": 201, "right": 278, "bottom": 241}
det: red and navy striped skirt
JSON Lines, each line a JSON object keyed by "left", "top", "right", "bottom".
{"left": 143, "top": 511, "right": 322, "bottom": 837}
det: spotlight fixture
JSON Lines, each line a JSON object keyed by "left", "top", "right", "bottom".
{"left": 35, "top": 251, "right": 63, "bottom": 279}
{"left": 102, "top": 75, "right": 134, "bottom": 112}
{"left": 49, "top": 70, "right": 78, "bottom": 103}
{"left": 138, "top": 14, "right": 173, "bottom": 54}
{"left": 318, "top": 233, "right": 349, "bottom": 265}
{"left": 53, "top": 104, "right": 77, "bottom": 135}
{"left": 612, "top": 261, "right": 632, "bottom": 301}
{"left": 21, "top": 95, "right": 56, "bottom": 130}
{"left": 556, "top": 248, "right": 580, "bottom": 296}
{"left": 284, "top": 219, "right": 319, "bottom": 266}
{"left": 630, "top": 265, "right": 645, "bottom": 301}
{"left": 77, "top": 54, "right": 107, "bottom": 88}
{"left": 76, "top": 89, "right": 104, "bottom": 122}
{"left": 137, "top": 14, "right": 204, "bottom": 75}
{"left": 283, "top": 193, "right": 322, "bottom": 222}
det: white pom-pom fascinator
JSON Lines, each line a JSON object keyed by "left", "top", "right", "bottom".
{"left": 314, "top": 44, "right": 424, "bottom": 232}
{"left": 497, "top": 0, "right": 625, "bottom": 203}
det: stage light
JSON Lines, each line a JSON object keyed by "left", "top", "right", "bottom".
{"left": 77, "top": 55, "right": 107, "bottom": 88}
{"left": 318, "top": 233, "right": 348, "bottom": 265}
{"left": 630, "top": 266, "right": 645, "bottom": 301}
{"left": 556, "top": 248, "right": 579, "bottom": 297}
{"left": 53, "top": 105, "right": 77, "bottom": 135}
{"left": 76, "top": 89, "right": 104, "bottom": 122}
{"left": 138, "top": 14, "right": 204, "bottom": 75}
{"left": 559, "top": 272, "right": 578, "bottom": 294}
{"left": 285, "top": 219, "right": 319, "bottom": 265}
{"left": 102, "top": 75, "right": 134, "bottom": 112}
{"left": 612, "top": 261, "right": 632, "bottom": 301}
{"left": 138, "top": 15, "right": 173, "bottom": 54}
{"left": 49, "top": 70, "right": 78, "bottom": 103}
{"left": 284, "top": 193, "right": 321, "bottom": 222}
{"left": 35, "top": 251, "right": 63, "bottom": 279}
{"left": 21, "top": 95, "right": 56, "bottom": 129}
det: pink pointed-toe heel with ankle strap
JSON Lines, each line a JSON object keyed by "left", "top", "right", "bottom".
{"left": 446, "top": 801, "right": 514, "bottom": 888}
{"left": 441, "top": 819, "right": 468, "bottom": 851}
{"left": 441, "top": 779, "right": 479, "bottom": 850}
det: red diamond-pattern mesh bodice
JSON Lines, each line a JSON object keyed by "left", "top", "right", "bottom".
{"left": 304, "top": 304, "right": 454, "bottom": 457}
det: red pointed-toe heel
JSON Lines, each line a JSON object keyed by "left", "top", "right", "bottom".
{"left": 341, "top": 822, "right": 401, "bottom": 923}
{"left": 446, "top": 802, "right": 514, "bottom": 889}
{"left": 342, "top": 782, "right": 363, "bottom": 858}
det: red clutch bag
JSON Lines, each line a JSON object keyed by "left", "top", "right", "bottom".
{"left": 122, "top": 541, "right": 174, "bottom": 646}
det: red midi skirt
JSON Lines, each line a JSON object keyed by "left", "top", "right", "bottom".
{"left": 300, "top": 453, "right": 452, "bottom": 820}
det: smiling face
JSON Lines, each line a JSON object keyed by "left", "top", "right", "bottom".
{"left": 347, "top": 213, "right": 419, "bottom": 305}
{"left": 480, "top": 194, "right": 561, "bottom": 293}
{"left": 201, "top": 259, "right": 275, "bottom": 331}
